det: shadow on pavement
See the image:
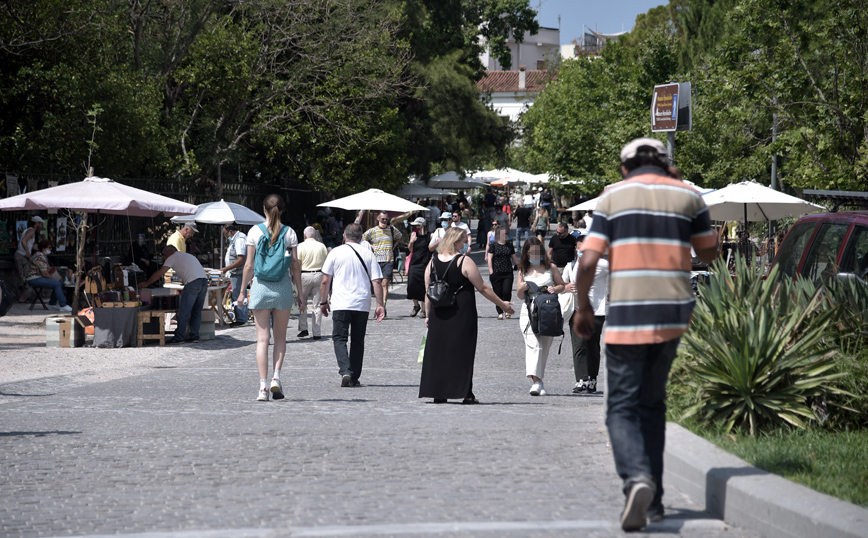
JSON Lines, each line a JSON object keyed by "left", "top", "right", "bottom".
{"left": 0, "top": 430, "right": 82, "bottom": 437}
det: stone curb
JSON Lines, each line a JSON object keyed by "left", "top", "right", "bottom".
{"left": 664, "top": 422, "right": 868, "bottom": 538}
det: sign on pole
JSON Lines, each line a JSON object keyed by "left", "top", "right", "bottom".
{"left": 651, "top": 83, "right": 679, "bottom": 132}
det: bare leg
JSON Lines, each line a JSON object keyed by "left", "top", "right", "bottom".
{"left": 382, "top": 277, "right": 391, "bottom": 304}
{"left": 253, "top": 309, "right": 272, "bottom": 379}
{"left": 270, "top": 309, "right": 292, "bottom": 374}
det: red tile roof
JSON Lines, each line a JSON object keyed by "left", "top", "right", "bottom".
{"left": 476, "top": 70, "right": 552, "bottom": 93}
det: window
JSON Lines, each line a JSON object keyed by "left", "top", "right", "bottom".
{"left": 536, "top": 59, "right": 546, "bottom": 70}
{"left": 839, "top": 225, "right": 868, "bottom": 279}
{"left": 801, "top": 223, "right": 850, "bottom": 284}
{"left": 776, "top": 222, "right": 816, "bottom": 279}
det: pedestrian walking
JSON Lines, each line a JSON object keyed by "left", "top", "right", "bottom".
{"left": 516, "top": 236, "right": 565, "bottom": 396}
{"left": 419, "top": 228, "right": 514, "bottom": 404}
{"left": 547, "top": 222, "right": 578, "bottom": 270}
{"left": 219, "top": 224, "right": 249, "bottom": 327}
{"left": 487, "top": 226, "right": 518, "bottom": 320}
{"left": 449, "top": 211, "right": 472, "bottom": 247}
{"left": 406, "top": 217, "right": 432, "bottom": 317}
{"left": 573, "top": 138, "right": 718, "bottom": 530}
{"left": 562, "top": 239, "right": 608, "bottom": 394}
{"left": 137, "top": 246, "right": 208, "bottom": 345}
{"left": 476, "top": 200, "right": 491, "bottom": 248}
{"left": 533, "top": 206, "right": 550, "bottom": 244}
{"left": 238, "top": 194, "right": 304, "bottom": 402}
{"left": 363, "top": 212, "right": 402, "bottom": 312}
{"left": 513, "top": 201, "right": 533, "bottom": 252}
{"left": 296, "top": 226, "right": 329, "bottom": 339}
{"left": 320, "top": 223, "right": 385, "bottom": 387}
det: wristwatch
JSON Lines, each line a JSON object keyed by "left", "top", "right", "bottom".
{"left": 319, "top": 302, "right": 328, "bottom": 305}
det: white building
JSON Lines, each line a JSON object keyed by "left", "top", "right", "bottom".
{"left": 476, "top": 66, "right": 551, "bottom": 122}
{"left": 479, "top": 26, "right": 561, "bottom": 71}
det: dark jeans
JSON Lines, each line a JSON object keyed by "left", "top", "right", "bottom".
{"left": 489, "top": 272, "right": 513, "bottom": 314}
{"left": 175, "top": 278, "right": 207, "bottom": 341}
{"left": 27, "top": 277, "right": 67, "bottom": 307}
{"left": 570, "top": 313, "right": 605, "bottom": 380}
{"left": 605, "top": 338, "right": 680, "bottom": 507}
{"left": 332, "top": 310, "right": 369, "bottom": 381}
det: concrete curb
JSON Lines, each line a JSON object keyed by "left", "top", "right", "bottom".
{"left": 664, "top": 422, "right": 868, "bottom": 538}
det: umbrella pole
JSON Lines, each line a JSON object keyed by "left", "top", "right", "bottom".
{"left": 744, "top": 204, "right": 749, "bottom": 267}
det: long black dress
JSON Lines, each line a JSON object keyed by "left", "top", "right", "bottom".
{"left": 407, "top": 233, "right": 432, "bottom": 301}
{"left": 419, "top": 255, "right": 477, "bottom": 400}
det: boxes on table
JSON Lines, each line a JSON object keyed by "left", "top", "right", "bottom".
{"left": 46, "top": 316, "right": 85, "bottom": 348}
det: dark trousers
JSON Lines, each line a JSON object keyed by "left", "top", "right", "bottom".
{"left": 332, "top": 310, "right": 369, "bottom": 381}
{"left": 570, "top": 313, "right": 605, "bottom": 380}
{"left": 605, "top": 338, "right": 680, "bottom": 507}
{"left": 489, "top": 272, "right": 513, "bottom": 314}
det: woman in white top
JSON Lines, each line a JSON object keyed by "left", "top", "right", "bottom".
{"left": 240, "top": 194, "right": 304, "bottom": 402}
{"left": 516, "top": 236, "right": 565, "bottom": 396}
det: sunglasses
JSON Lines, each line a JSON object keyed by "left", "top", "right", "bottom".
{"left": 378, "top": 218, "right": 389, "bottom": 222}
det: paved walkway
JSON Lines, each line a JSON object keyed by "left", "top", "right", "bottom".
{"left": 0, "top": 252, "right": 759, "bottom": 538}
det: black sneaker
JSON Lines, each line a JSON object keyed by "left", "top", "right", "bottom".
{"left": 351, "top": 379, "right": 361, "bottom": 387}
{"left": 587, "top": 378, "right": 597, "bottom": 393}
{"left": 341, "top": 375, "right": 352, "bottom": 387}
{"left": 648, "top": 503, "right": 664, "bottom": 523}
{"left": 312, "top": 336, "right": 321, "bottom": 340}
{"left": 572, "top": 380, "right": 587, "bottom": 393}
{"left": 297, "top": 330, "right": 309, "bottom": 338}
{"left": 621, "top": 481, "right": 653, "bottom": 531}
{"left": 185, "top": 336, "right": 199, "bottom": 343}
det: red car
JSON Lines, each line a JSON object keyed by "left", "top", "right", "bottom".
{"left": 772, "top": 211, "right": 868, "bottom": 284}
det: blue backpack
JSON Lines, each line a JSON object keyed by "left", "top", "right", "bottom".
{"left": 254, "top": 223, "right": 291, "bottom": 281}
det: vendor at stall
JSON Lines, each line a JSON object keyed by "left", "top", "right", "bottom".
{"left": 26, "top": 239, "right": 71, "bottom": 312}
{"left": 166, "top": 223, "right": 197, "bottom": 253}
{"left": 130, "top": 234, "right": 160, "bottom": 279}
{"left": 219, "top": 224, "right": 249, "bottom": 327}
{"left": 14, "top": 216, "right": 45, "bottom": 302}
{"left": 137, "top": 246, "right": 208, "bottom": 344}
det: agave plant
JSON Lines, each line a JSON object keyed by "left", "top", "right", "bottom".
{"left": 681, "top": 256, "right": 850, "bottom": 435}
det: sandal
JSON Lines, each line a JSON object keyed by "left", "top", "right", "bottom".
{"left": 411, "top": 304, "right": 421, "bottom": 317}
{"left": 505, "top": 314, "right": 511, "bottom": 319}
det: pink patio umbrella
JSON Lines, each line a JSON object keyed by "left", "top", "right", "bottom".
{"left": 0, "top": 176, "right": 197, "bottom": 309}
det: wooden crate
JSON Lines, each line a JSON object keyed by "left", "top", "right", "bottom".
{"left": 137, "top": 310, "right": 176, "bottom": 347}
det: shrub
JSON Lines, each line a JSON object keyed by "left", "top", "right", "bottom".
{"left": 679, "top": 256, "right": 851, "bottom": 435}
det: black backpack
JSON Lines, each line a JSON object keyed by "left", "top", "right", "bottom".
{"left": 524, "top": 281, "right": 564, "bottom": 337}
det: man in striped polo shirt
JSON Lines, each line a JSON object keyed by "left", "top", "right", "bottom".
{"left": 573, "top": 138, "right": 718, "bottom": 531}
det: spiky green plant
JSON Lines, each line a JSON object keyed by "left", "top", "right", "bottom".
{"left": 681, "top": 256, "right": 851, "bottom": 435}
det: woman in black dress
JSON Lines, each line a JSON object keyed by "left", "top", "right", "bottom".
{"left": 419, "top": 228, "right": 515, "bottom": 404}
{"left": 487, "top": 227, "right": 519, "bottom": 320}
{"left": 406, "top": 217, "right": 432, "bottom": 317}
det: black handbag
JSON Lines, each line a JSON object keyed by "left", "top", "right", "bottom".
{"left": 427, "top": 256, "right": 465, "bottom": 309}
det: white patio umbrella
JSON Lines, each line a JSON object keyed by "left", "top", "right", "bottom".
{"left": 0, "top": 176, "right": 197, "bottom": 310}
{"left": 567, "top": 197, "right": 600, "bottom": 211}
{"left": 424, "top": 171, "right": 488, "bottom": 190}
{"left": 395, "top": 183, "right": 455, "bottom": 200}
{"left": 170, "top": 200, "right": 265, "bottom": 266}
{"left": 702, "top": 180, "right": 823, "bottom": 222}
{"left": 318, "top": 188, "right": 426, "bottom": 212}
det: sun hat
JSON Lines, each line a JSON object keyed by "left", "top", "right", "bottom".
{"left": 410, "top": 217, "right": 426, "bottom": 226}
{"left": 440, "top": 212, "right": 452, "bottom": 220}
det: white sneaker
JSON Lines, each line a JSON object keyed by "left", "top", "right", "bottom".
{"left": 538, "top": 381, "right": 547, "bottom": 396}
{"left": 58, "top": 305, "right": 72, "bottom": 313}
{"left": 270, "top": 378, "right": 284, "bottom": 400}
{"left": 256, "top": 388, "right": 269, "bottom": 401}
{"left": 529, "top": 382, "right": 541, "bottom": 396}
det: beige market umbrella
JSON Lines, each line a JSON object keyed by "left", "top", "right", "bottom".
{"left": 318, "top": 188, "right": 426, "bottom": 212}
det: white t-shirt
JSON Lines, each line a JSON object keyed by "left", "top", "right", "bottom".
{"left": 451, "top": 222, "right": 471, "bottom": 236}
{"left": 224, "top": 231, "right": 248, "bottom": 275}
{"left": 322, "top": 243, "right": 383, "bottom": 312}
{"left": 563, "top": 257, "right": 609, "bottom": 316}
{"left": 246, "top": 224, "right": 299, "bottom": 277}
{"left": 429, "top": 226, "right": 447, "bottom": 246}
{"left": 163, "top": 251, "right": 207, "bottom": 284}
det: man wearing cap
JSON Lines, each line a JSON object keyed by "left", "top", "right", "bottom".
{"left": 14, "top": 216, "right": 45, "bottom": 302}
{"left": 296, "top": 226, "right": 329, "bottom": 339}
{"left": 428, "top": 212, "right": 451, "bottom": 251}
{"left": 219, "top": 224, "right": 249, "bottom": 327}
{"left": 573, "top": 138, "right": 718, "bottom": 531}
{"left": 137, "top": 246, "right": 208, "bottom": 344}
{"left": 167, "top": 223, "right": 197, "bottom": 253}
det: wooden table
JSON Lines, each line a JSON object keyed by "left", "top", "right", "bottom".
{"left": 137, "top": 309, "right": 177, "bottom": 347}
{"left": 163, "top": 281, "right": 230, "bottom": 328}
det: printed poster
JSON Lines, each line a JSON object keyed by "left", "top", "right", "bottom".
{"left": 16, "top": 220, "right": 28, "bottom": 244}
{"left": 56, "top": 217, "right": 68, "bottom": 252}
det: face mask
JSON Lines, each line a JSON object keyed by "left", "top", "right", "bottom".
{"left": 441, "top": 221, "right": 449, "bottom": 228}
{"left": 460, "top": 244, "right": 469, "bottom": 254}
{"left": 45, "top": 249, "right": 52, "bottom": 255}
{"left": 137, "top": 238, "right": 145, "bottom": 245}
{"left": 529, "top": 257, "right": 542, "bottom": 265}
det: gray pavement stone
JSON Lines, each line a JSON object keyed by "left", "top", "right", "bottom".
{"left": 0, "top": 251, "right": 759, "bottom": 538}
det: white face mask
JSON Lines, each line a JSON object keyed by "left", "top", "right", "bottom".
{"left": 45, "top": 249, "right": 52, "bottom": 255}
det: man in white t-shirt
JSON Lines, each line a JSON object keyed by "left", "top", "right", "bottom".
{"left": 319, "top": 223, "right": 385, "bottom": 387}
{"left": 449, "top": 211, "right": 472, "bottom": 251}
{"left": 137, "top": 246, "right": 208, "bottom": 344}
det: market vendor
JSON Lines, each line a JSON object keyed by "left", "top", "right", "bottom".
{"left": 14, "top": 216, "right": 45, "bottom": 302}
{"left": 166, "top": 223, "right": 197, "bottom": 253}
{"left": 130, "top": 234, "right": 160, "bottom": 279}
{"left": 25, "top": 239, "right": 71, "bottom": 312}
{"left": 219, "top": 224, "right": 249, "bottom": 327}
{"left": 137, "top": 246, "right": 207, "bottom": 344}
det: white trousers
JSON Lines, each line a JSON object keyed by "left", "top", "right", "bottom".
{"left": 520, "top": 304, "right": 554, "bottom": 379}
{"left": 298, "top": 271, "right": 324, "bottom": 336}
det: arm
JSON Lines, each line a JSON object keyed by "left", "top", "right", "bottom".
{"left": 239, "top": 245, "right": 256, "bottom": 300}
{"left": 694, "top": 244, "right": 718, "bottom": 264}
{"left": 572, "top": 249, "right": 602, "bottom": 338}
{"left": 22, "top": 229, "right": 34, "bottom": 259}
{"left": 290, "top": 246, "right": 304, "bottom": 311}
{"left": 487, "top": 247, "right": 494, "bottom": 275}
{"left": 516, "top": 271, "right": 528, "bottom": 300}
{"left": 547, "top": 246, "right": 554, "bottom": 261}
{"left": 549, "top": 263, "right": 566, "bottom": 294}
{"left": 462, "top": 257, "right": 514, "bottom": 315}
{"left": 423, "top": 258, "right": 433, "bottom": 325}
{"left": 319, "top": 273, "right": 333, "bottom": 317}
{"left": 220, "top": 255, "right": 245, "bottom": 274}
{"left": 408, "top": 232, "right": 416, "bottom": 255}
{"left": 371, "top": 278, "right": 385, "bottom": 322}
{"left": 137, "top": 265, "right": 170, "bottom": 288}
{"left": 428, "top": 231, "right": 441, "bottom": 252}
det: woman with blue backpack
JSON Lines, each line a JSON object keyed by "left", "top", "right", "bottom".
{"left": 239, "top": 194, "right": 304, "bottom": 402}
{"left": 517, "top": 237, "right": 565, "bottom": 396}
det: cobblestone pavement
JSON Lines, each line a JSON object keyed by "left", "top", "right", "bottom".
{"left": 0, "top": 252, "right": 759, "bottom": 538}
